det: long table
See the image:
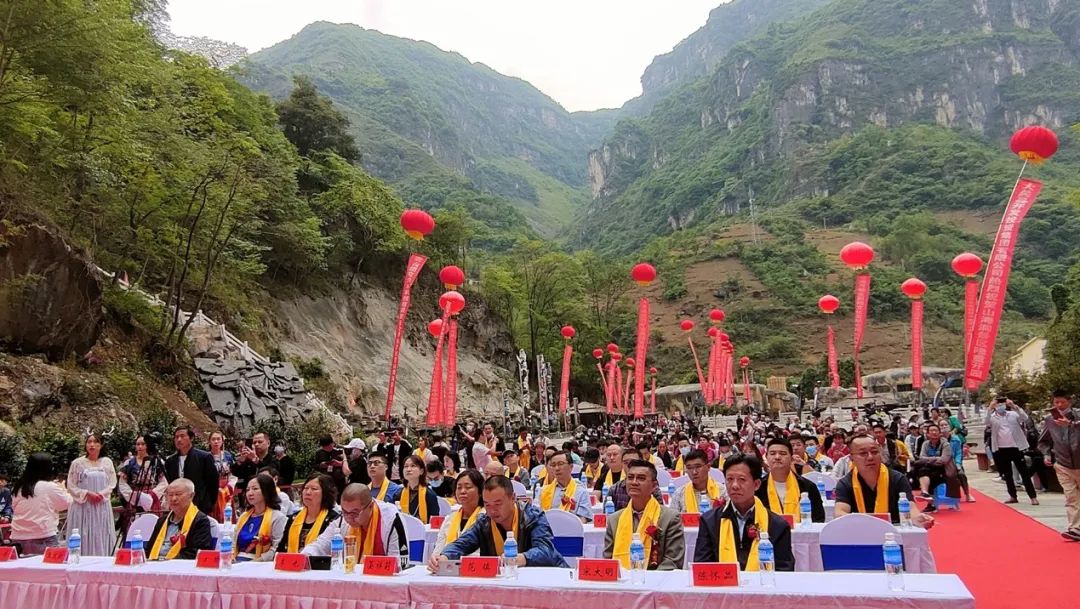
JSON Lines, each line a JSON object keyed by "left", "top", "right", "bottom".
{"left": 0, "top": 559, "right": 974, "bottom": 609}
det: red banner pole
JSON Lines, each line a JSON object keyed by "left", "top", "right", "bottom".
{"left": 911, "top": 299, "right": 924, "bottom": 390}
{"left": 426, "top": 306, "right": 450, "bottom": 426}
{"left": 964, "top": 279, "right": 978, "bottom": 353}
{"left": 623, "top": 365, "right": 633, "bottom": 415}
{"left": 386, "top": 254, "right": 427, "bottom": 422}
{"left": 633, "top": 298, "right": 649, "bottom": 419}
{"left": 559, "top": 343, "right": 573, "bottom": 413}
{"left": 604, "top": 360, "right": 615, "bottom": 415}
{"left": 649, "top": 373, "right": 657, "bottom": 415}
{"left": 688, "top": 337, "right": 706, "bottom": 396}
{"left": 742, "top": 368, "right": 751, "bottom": 404}
{"left": 444, "top": 318, "right": 459, "bottom": 425}
{"left": 852, "top": 272, "right": 872, "bottom": 399}
{"left": 827, "top": 325, "right": 840, "bottom": 388}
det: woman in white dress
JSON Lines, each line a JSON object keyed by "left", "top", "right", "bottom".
{"left": 65, "top": 433, "right": 117, "bottom": 555}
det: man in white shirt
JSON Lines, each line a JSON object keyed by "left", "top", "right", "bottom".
{"left": 302, "top": 484, "right": 405, "bottom": 558}
{"left": 986, "top": 398, "right": 1039, "bottom": 504}
{"left": 536, "top": 451, "right": 592, "bottom": 522}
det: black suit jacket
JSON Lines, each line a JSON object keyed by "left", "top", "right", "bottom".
{"left": 694, "top": 503, "right": 795, "bottom": 571}
{"left": 755, "top": 473, "right": 826, "bottom": 523}
{"left": 164, "top": 448, "right": 219, "bottom": 515}
{"left": 146, "top": 510, "right": 215, "bottom": 560}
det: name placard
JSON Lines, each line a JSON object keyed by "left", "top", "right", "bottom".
{"left": 577, "top": 558, "right": 620, "bottom": 582}
{"left": 0, "top": 547, "right": 16, "bottom": 562}
{"left": 43, "top": 547, "right": 69, "bottom": 564}
{"left": 429, "top": 516, "right": 445, "bottom": 529}
{"left": 362, "top": 555, "right": 398, "bottom": 576}
{"left": 592, "top": 514, "right": 607, "bottom": 528}
{"left": 459, "top": 556, "right": 499, "bottom": 578}
{"left": 691, "top": 562, "right": 739, "bottom": 587}
{"left": 195, "top": 550, "right": 221, "bottom": 569}
{"left": 680, "top": 513, "right": 701, "bottom": 527}
{"left": 113, "top": 549, "right": 135, "bottom": 566}
{"left": 274, "top": 552, "right": 309, "bottom": 572}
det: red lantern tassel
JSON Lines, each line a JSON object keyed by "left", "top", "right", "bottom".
{"left": 964, "top": 279, "right": 978, "bottom": 353}
{"left": 633, "top": 297, "right": 650, "bottom": 419}
{"left": 623, "top": 366, "right": 633, "bottom": 415}
{"left": 386, "top": 253, "right": 427, "bottom": 422}
{"left": 598, "top": 362, "right": 610, "bottom": 412}
{"left": 725, "top": 350, "right": 735, "bottom": 405}
{"left": 604, "top": 360, "right": 615, "bottom": 415}
{"left": 911, "top": 299, "right": 923, "bottom": 391}
{"left": 444, "top": 318, "right": 459, "bottom": 425}
{"left": 649, "top": 372, "right": 657, "bottom": 414}
{"left": 426, "top": 307, "right": 450, "bottom": 426}
{"left": 706, "top": 336, "right": 718, "bottom": 405}
{"left": 852, "top": 272, "right": 872, "bottom": 399}
{"left": 613, "top": 363, "right": 624, "bottom": 414}
{"left": 827, "top": 325, "right": 840, "bottom": 388}
{"left": 742, "top": 368, "right": 750, "bottom": 404}
{"left": 558, "top": 343, "right": 572, "bottom": 413}
{"left": 688, "top": 336, "right": 706, "bottom": 397}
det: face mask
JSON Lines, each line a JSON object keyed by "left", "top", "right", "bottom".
{"left": 806, "top": 445, "right": 818, "bottom": 457}
{"left": 679, "top": 446, "right": 690, "bottom": 457}
{"left": 429, "top": 477, "right": 443, "bottom": 488}
{"left": 274, "top": 447, "right": 285, "bottom": 456}
{"left": 996, "top": 405, "right": 1007, "bottom": 415}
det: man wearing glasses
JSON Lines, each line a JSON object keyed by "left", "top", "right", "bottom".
{"left": 302, "top": 483, "right": 407, "bottom": 558}
{"left": 669, "top": 449, "right": 725, "bottom": 513}
{"left": 834, "top": 435, "right": 935, "bottom": 529}
{"left": 537, "top": 451, "right": 592, "bottom": 522}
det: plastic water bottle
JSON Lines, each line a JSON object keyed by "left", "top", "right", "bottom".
{"left": 224, "top": 503, "right": 234, "bottom": 524}
{"left": 799, "top": 492, "right": 812, "bottom": 527}
{"left": 698, "top": 492, "right": 710, "bottom": 514}
{"left": 816, "top": 479, "right": 827, "bottom": 500}
{"left": 130, "top": 532, "right": 145, "bottom": 566}
{"left": 502, "top": 531, "right": 519, "bottom": 579}
{"left": 219, "top": 524, "right": 233, "bottom": 570}
{"left": 883, "top": 533, "right": 904, "bottom": 591}
{"left": 67, "top": 528, "right": 81, "bottom": 565}
{"left": 667, "top": 481, "right": 675, "bottom": 500}
{"left": 604, "top": 496, "right": 615, "bottom": 516}
{"left": 602, "top": 483, "right": 610, "bottom": 501}
{"left": 898, "top": 496, "right": 912, "bottom": 528}
{"left": 758, "top": 531, "right": 775, "bottom": 587}
{"left": 330, "top": 533, "right": 345, "bottom": 572}
{"left": 629, "top": 532, "right": 646, "bottom": 585}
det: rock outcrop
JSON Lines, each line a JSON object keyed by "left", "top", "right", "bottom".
{"left": 0, "top": 223, "right": 102, "bottom": 360}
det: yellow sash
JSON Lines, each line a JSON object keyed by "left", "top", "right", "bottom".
{"left": 851, "top": 464, "right": 890, "bottom": 514}
{"left": 519, "top": 445, "right": 531, "bottom": 470}
{"left": 490, "top": 505, "right": 520, "bottom": 556}
{"left": 719, "top": 497, "right": 770, "bottom": 571}
{"left": 601, "top": 469, "right": 620, "bottom": 488}
{"left": 349, "top": 500, "right": 381, "bottom": 560}
{"left": 234, "top": 508, "right": 275, "bottom": 558}
{"left": 415, "top": 448, "right": 428, "bottom": 460}
{"left": 373, "top": 477, "right": 391, "bottom": 501}
{"left": 682, "top": 479, "right": 721, "bottom": 514}
{"left": 445, "top": 507, "right": 483, "bottom": 545}
{"left": 673, "top": 456, "right": 684, "bottom": 474}
{"left": 766, "top": 473, "right": 802, "bottom": 523}
{"left": 400, "top": 485, "right": 430, "bottom": 523}
{"left": 584, "top": 463, "right": 601, "bottom": 481}
{"left": 149, "top": 503, "right": 198, "bottom": 560}
{"left": 612, "top": 496, "right": 662, "bottom": 569}
{"left": 285, "top": 507, "right": 329, "bottom": 553}
{"left": 539, "top": 479, "right": 578, "bottom": 511}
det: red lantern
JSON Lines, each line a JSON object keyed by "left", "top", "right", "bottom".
{"left": 707, "top": 327, "right": 719, "bottom": 337}
{"left": 438, "top": 290, "right": 466, "bottom": 315}
{"left": 439, "top": 265, "right": 465, "bottom": 289}
{"left": 630, "top": 263, "right": 657, "bottom": 286}
{"left": 611, "top": 352, "right": 623, "bottom": 361}
{"left": 901, "top": 278, "right": 927, "bottom": 299}
{"left": 951, "top": 253, "right": 984, "bottom": 278}
{"left": 840, "top": 241, "right": 875, "bottom": 270}
{"left": 718, "top": 332, "right": 729, "bottom": 342}
{"left": 739, "top": 356, "right": 750, "bottom": 368}
{"left": 592, "top": 348, "right": 604, "bottom": 359}
{"left": 818, "top": 295, "right": 840, "bottom": 314}
{"left": 649, "top": 367, "right": 657, "bottom": 374}
{"left": 561, "top": 325, "right": 576, "bottom": 339}
{"left": 625, "top": 357, "right": 635, "bottom": 368}
{"left": 1009, "top": 125, "right": 1058, "bottom": 164}
{"left": 607, "top": 343, "right": 619, "bottom": 354}
{"left": 709, "top": 309, "right": 726, "bottom": 323}
{"left": 680, "top": 319, "right": 695, "bottom": 332}
{"left": 400, "top": 209, "right": 435, "bottom": 240}
{"left": 427, "top": 319, "right": 443, "bottom": 337}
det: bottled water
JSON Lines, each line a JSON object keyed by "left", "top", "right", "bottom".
{"left": 224, "top": 503, "right": 234, "bottom": 524}
{"left": 816, "top": 479, "right": 827, "bottom": 500}
{"left": 799, "top": 492, "right": 812, "bottom": 527}
{"left": 602, "top": 484, "right": 610, "bottom": 501}
{"left": 330, "top": 533, "right": 345, "bottom": 572}
{"left": 68, "top": 528, "right": 81, "bottom": 565}
{"left": 629, "top": 532, "right": 646, "bottom": 585}
{"left": 129, "top": 532, "right": 145, "bottom": 566}
{"left": 604, "top": 496, "right": 615, "bottom": 515}
{"left": 666, "top": 481, "right": 675, "bottom": 502}
{"left": 758, "top": 531, "right": 775, "bottom": 587}
{"left": 883, "top": 533, "right": 904, "bottom": 591}
{"left": 502, "top": 532, "right": 519, "bottom": 580}
{"left": 698, "top": 492, "right": 710, "bottom": 514}
{"left": 219, "top": 524, "right": 233, "bottom": 570}
{"left": 898, "top": 496, "right": 912, "bottom": 528}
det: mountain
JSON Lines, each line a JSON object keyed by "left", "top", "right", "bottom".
{"left": 243, "top": 22, "right": 604, "bottom": 236}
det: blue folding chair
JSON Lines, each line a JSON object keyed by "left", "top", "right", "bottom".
{"left": 819, "top": 514, "right": 904, "bottom": 571}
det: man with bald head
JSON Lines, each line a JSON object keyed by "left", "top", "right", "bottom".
{"left": 483, "top": 461, "right": 506, "bottom": 480}
{"left": 145, "top": 479, "right": 215, "bottom": 560}
{"left": 302, "top": 483, "right": 407, "bottom": 559}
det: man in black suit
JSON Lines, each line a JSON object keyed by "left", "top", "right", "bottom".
{"left": 757, "top": 437, "right": 826, "bottom": 523}
{"left": 164, "top": 426, "right": 218, "bottom": 516}
{"left": 694, "top": 454, "right": 795, "bottom": 571}
{"left": 380, "top": 428, "right": 413, "bottom": 484}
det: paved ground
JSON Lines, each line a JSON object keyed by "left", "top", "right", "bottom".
{"left": 965, "top": 468, "right": 1070, "bottom": 534}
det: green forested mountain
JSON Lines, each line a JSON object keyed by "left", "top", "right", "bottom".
{"left": 243, "top": 22, "right": 607, "bottom": 236}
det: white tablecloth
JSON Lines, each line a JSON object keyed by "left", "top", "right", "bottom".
{"left": 218, "top": 562, "right": 413, "bottom": 609}
{"left": 69, "top": 556, "right": 220, "bottom": 609}
{"left": 0, "top": 554, "right": 79, "bottom": 609}
{"left": 792, "top": 523, "right": 935, "bottom": 573}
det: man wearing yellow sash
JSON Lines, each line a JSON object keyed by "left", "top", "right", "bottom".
{"left": 538, "top": 451, "right": 593, "bottom": 522}
{"left": 428, "top": 475, "right": 568, "bottom": 570}
{"left": 592, "top": 444, "right": 625, "bottom": 492}
{"left": 502, "top": 449, "right": 531, "bottom": 490}
{"left": 756, "top": 438, "right": 824, "bottom": 523}
{"left": 366, "top": 454, "right": 403, "bottom": 502}
{"left": 694, "top": 454, "right": 794, "bottom": 571}
{"left": 834, "top": 435, "right": 935, "bottom": 528}
{"left": 303, "top": 483, "right": 407, "bottom": 558}
{"left": 146, "top": 479, "right": 214, "bottom": 560}
{"left": 603, "top": 459, "right": 684, "bottom": 570}
{"left": 669, "top": 449, "right": 725, "bottom": 513}
{"left": 672, "top": 437, "right": 692, "bottom": 475}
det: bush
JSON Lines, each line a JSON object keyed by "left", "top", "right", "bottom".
{"left": 0, "top": 432, "right": 28, "bottom": 480}
{"left": 251, "top": 412, "right": 347, "bottom": 482}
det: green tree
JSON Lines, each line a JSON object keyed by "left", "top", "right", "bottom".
{"left": 276, "top": 75, "right": 359, "bottom": 162}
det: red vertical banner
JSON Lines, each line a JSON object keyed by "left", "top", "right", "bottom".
{"left": 604, "top": 361, "right": 615, "bottom": 415}
{"left": 706, "top": 335, "right": 719, "bottom": 405}
{"left": 444, "top": 318, "right": 459, "bottom": 425}
{"left": 741, "top": 369, "right": 750, "bottom": 404}
{"left": 426, "top": 306, "right": 451, "bottom": 426}
{"left": 613, "top": 364, "right": 623, "bottom": 414}
{"left": 688, "top": 337, "right": 706, "bottom": 395}
{"left": 558, "top": 343, "right": 572, "bottom": 413}
{"left": 827, "top": 325, "right": 840, "bottom": 388}
{"left": 964, "top": 280, "right": 978, "bottom": 352}
{"left": 598, "top": 362, "right": 609, "bottom": 411}
{"left": 852, "top": 273, "right": 871, "bottom": 399}
{"left": 633, "top": 298, "right": 649, "bottom": 419}
{"left": 725, "top": 351, "right": 735, "bottom": 405}
{"left": 386, "top": 253, "right": 427, "bottom": 421}
{"left": 966, "top": 178, "right": 1043, "bottom": 389}
{"left": 623, "top": 365, "right": 634, "bottom": 415}
{"left": 911, "top": 300, "right": 924, "bottom": 390}
{"left": 649, "top": 371, "right": 657, "bottom": 414}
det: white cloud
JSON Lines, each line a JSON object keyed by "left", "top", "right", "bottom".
{"left": 165, "top": 0, "right": 726, "bottom": 111}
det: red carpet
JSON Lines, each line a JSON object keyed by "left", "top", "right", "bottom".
{"left": 925, "top": 488, "right": 1077, "bottom": 609}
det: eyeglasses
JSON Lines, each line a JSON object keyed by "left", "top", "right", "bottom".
{"left": 342, "top": 502, "right": 373, "bottom": 519}
{"left": 851, "top": 450, "right": 882, "bottom": 458}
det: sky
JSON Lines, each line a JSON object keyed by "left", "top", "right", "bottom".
{"left": 165, "top": 0, "right": 726, "bottom": 111}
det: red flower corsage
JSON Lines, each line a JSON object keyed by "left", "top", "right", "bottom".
{"left": 746, "top": 524, "right": 759, "bottom": 541}
{"left": 561, "top": 496, "right": 577, "bottom": 510}
{"left": 258, "top": 534, "right": 272, "bottom": 547}
{"left": 644, "top": 524, "right": 659, "bottom": 540}
{"left": 169, "top": 533, "right": 186, "bottom": 547}
{"left": 712, "top": 497, "right": 727, "bottom": 510}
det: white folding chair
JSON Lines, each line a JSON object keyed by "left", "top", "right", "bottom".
{"left": 671, "top": 475, "right": 691, "bottom": 489}
{"left": 207, "top": 516, "right": 221, "bottom": 549}
{"left": 819, "top": 514, "right": 901, "bottom": 571}
{"left": 530, "top": 464, "right": 546, "bottom": 479}
{"left": 656, "top": 467, "right": 672, "bottom": 488}
{"left": 707, "top": 468, "right": 726, "bottom": 486}
{"left": 544, "top": 509, "right": 585, "bottom": 567}
{"left": 511, "top": 480, "right": 528, "bottom": 498}
{"left": 125, "top": 513, "right": 159, "bottom": 548}
{"left": 400, "top": 514, "right": 427, "bottom": 564}
{"left": 437, "top": 497, "right": 454, "bottom": 516}
{"left": 571, "top": 463, "right": 583, "bottom": 475}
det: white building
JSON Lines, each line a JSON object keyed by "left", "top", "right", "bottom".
{"left": 1006, "top": 337, "right": 1047, "bottom": 377}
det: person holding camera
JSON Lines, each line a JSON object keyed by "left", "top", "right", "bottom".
{"left": 313, "top": 436, "right": 351, "bottom": 497}
{"left": 986, "top": 397, "right": 1039, "bottom": 505}
{"left": 1038, "top": 390, "right": 1080, "bottom": 541}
